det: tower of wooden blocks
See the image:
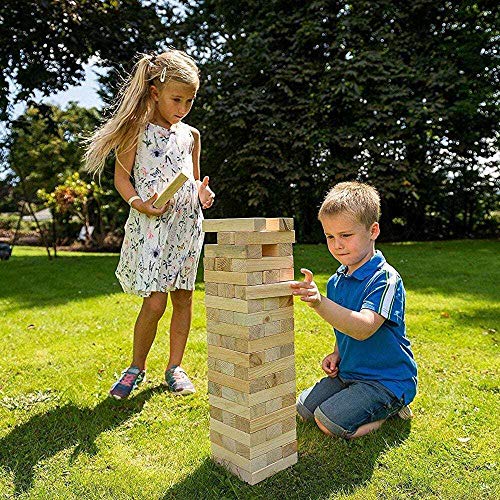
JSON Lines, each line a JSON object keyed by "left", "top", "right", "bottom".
{"left": 202, "top": 217, "right": 297, "bottom": 485}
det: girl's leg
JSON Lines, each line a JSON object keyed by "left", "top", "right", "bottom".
{"left": 132, "top": 292, "right": 168, "bottom": 370}
{"left": 167, "top": 289, "right": 193, "bottom": 370}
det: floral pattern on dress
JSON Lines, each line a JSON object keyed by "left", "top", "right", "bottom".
{"left": 115, "top": 122, "right": 204, "bottom": 297}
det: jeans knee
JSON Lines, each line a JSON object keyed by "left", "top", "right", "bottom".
{"left": 314, "top": 406, "right": 353, "bottom": 439}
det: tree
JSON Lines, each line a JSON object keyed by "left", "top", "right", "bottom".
{"left": 176, "top": 0, "right": 499, "bottom": 240}
{"left": 0, "top": 0, "right": 170, "bottom": 120}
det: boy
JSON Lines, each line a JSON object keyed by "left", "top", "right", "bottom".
{"left": 291, "top": 182, "right": 417, "bottom": 439}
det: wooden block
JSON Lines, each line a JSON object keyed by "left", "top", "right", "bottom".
{"left": 204, "top": 270, "right": 262, "bottom": 286}
{"left": 205, "top": 295, "right": 264, "bottom": 314}
{"left": 279, "top": 296, "right": 293, "bottom": 308}
{"left": 212, "top": 380, "right": 296, "bottom": 408}
{"left": 215, "top": 257, "right": 232, "bottom": 271}
{"left": 208, "top": 380, "right": 222, "bottom": 397}
{"left": 208, "top": 370, "right": 250, "bottom": 393}
{"left": 263, "top": 297, "right": 280, "bottom": 310}
{"left": 206, "top": 307, "right": 235, "bottom": 323}
{"left": 205, "top": 282, "right": 218, "bottom": 296}
{"left": 248, "top": 380, "right": 296, "bottom": 406}
{"left": 243, "top": 282, "right": 294, "bottom": 300}
{"left": 232, "top": 306, "right": 294, "bottom": 327}
{"left": 209, "top": 394, "right": 251, "bottom": 419}
{"left": 230, "top": 256, "right": 293, "bottom": 272}
{"left": 207, "top": 344, "right": 254, "bottom": 367}
{"left": 217, "top": 232, "right": 236, "bottom": 244}
{"left": 263, "top": 269, "right": 280, "bottom": 284}
{"left": 279, "top": 268, "right": 295, "bottom": 281}
{"left": 153, "top": 171, "right": 188, "bottom": 207}
{"left": 209, "top": 364, "right": 295, "bottom": 395}
{"left": 265, "top": 218, "right": 294, "bottom": 231}
{"left": 249, "top": 404, "right": 297, "bottom": 433}
{"left": 281, "top": 441, "right": 298, "bottom": 458}
{"left": 264, "top": 318, "right": 294, "bottom": 336}
{"left": 207, "top": 356, "right": 236, "bottom": 376}
{"left": 203, "top": 218, "right": 268, "bottom": 232}
{"left": 249, "top": 365, "right": 296, "bottom": 393}
{"left": 212, "top": 451, "right": 298, "bottom": 485}
{"left": 262, "top": 243, "right": 293, "bottom": 257}
{"left": 217, "top": 283, "right": 236, "bottom": 298}
{"left": 203, "top": 257, "right": 215, "bottom": 271}
{"left": 211, "top": 428, "right": 296, "bottom": 461}
{"left": 234, "top": 231, "right": 295, "bottom": 245}
{"left": 247, "top": 331, "right": 294, "bottom": 352}
{"left": 206, "top": 320, "right": 265, "bottom": 340}
{"left": 248, "top": 355, "right": 295, "bottom": 381}
{"left": 204, "top": 244, "right": 262, "bottom": 259}
{"left": 209, "top": 330, "right": 293, "bottom": 355}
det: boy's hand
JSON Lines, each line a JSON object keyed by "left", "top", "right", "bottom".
{"left": 198, "top": 176, "right": 215, "bottom": 209}
{"left": 290, "top": 268, "right": 322, "bottom": 308}
{"left": 322, "top": 351, "right": 340, "bottom": 378}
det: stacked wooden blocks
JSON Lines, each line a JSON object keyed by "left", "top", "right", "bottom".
{"left": 202, "top": 217, "right": 297, "bottom": 485}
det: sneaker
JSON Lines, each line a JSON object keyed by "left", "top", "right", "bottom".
{"left": 109, "top": 366, "right": 146, "bottom": 400}
{"left": 398, "top": 404, "right": 414, "bottom": 420}
{"left": 164, "top": 365, "right": 196, "bottom": 395}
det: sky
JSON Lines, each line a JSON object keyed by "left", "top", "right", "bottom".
{"left": 12, "top": 58, "right": 104, "bottom": 116}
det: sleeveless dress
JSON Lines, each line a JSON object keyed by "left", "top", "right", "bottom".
{"left": 115, "top": 122, "right": 204, "bottom": 297}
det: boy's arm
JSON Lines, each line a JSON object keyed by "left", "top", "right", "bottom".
{"left": 291, "top": 268, "right": 385, "bottom": 341}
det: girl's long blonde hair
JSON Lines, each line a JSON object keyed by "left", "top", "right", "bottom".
{"left": 84, "top": 49, "right": 200, "bottom": 176}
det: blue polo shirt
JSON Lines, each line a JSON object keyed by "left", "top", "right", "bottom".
{"left": 326, "top": 250, "right": 417, "bottom": 404}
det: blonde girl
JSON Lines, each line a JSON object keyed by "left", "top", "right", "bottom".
{"left": 85, "top": 49, "right": 214, "bottom": 398}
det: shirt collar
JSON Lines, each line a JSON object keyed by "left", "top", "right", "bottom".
{"left": 336, "top": 250, "right": 386, "bottom": 280}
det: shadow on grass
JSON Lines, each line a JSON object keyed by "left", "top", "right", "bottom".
{"left": 0, "top": 388, "right": 160, "bottom": 495}
{"left": 164, "top": 418, "right": 411, "bottom": 499}
{"left": 0, "top": 253, "right": 205, "bottom": 312}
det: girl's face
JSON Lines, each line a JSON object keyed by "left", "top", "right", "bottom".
{"left": 321, "top": 212, "right": 380, "bottom": 273}
{"left": 150, "top": 80, "right": 198, "bottom": 128}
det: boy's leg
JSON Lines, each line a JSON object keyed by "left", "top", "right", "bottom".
{"left": 297, "top": 376, "right": 346, "bottom": 421}
{"left": 132, "top": 292, "right": 168, "bottom": 370}
{"left": 313, "top": 380, "right": 403, "bottom": 439}
{"left": 167, "top": 289, "right": 193, "bottom": 369}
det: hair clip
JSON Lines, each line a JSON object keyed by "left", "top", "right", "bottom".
{"left": 159, "top": 67, "right": 167, "bottom": 83}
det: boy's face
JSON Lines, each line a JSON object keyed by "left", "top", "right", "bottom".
{"left": 321, "top": 212, "right": 380, "bottom": 273}
{"left": 151, "top": 81, "right": 198, "bottom": 127}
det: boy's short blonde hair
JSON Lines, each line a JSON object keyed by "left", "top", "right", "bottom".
{"left": 318, "top": 181, "right": 380, "bottom": 228}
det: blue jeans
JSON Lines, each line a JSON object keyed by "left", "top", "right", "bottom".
{"left": 297, "top": 376, "right": 404, "bottom": 439}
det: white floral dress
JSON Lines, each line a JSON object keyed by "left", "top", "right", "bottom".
{"left": 116, "top": 122, "right": 204, "bottom": 297}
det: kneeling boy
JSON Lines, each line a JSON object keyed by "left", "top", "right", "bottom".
{"left": 291, "top": 181, "right": 417, "bottom": 439}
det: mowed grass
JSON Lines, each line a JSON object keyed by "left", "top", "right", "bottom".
{"left": 0, "top": 241, "right": 498, "bottom": 499}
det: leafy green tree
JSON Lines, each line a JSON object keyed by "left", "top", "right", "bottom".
{"left": 0, "top": 0, "right": 169, "bottom": 120}
{"left": 177, "top": 0, "right": 499, "bottom": 240}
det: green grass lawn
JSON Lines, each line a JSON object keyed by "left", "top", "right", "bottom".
{"left": 0, "top": 241, "right": 498, "bottom": 499}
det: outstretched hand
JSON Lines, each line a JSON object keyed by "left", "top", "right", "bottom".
{"left": 290, "top": 268, "right": 322, "bottom": 308}
{"left": 198, "top": 176, "right": 215, "bottom": 209}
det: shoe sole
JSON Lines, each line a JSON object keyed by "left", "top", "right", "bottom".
{"left": 162, "top": 381, "right": 196, "bottom": 396}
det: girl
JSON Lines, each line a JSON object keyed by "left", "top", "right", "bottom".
{"left": 84, "top": 49, "right": 214, "bottom": 399}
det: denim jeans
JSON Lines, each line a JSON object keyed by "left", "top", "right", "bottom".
{"left": 297, "top": 375, "right": 404, "bottom": 438}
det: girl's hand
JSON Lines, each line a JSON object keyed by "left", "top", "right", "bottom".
{"left": 198, "top": 176, "right": 215, "bottom": 209}
{"left": 290, "top": 268, "right": 322, "bottom": 308}
{"left": 322, "top": 351, "right": 340, "bottom": 378}
{"left": 133, "top": 194, "right": 172, "bottom": 217}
